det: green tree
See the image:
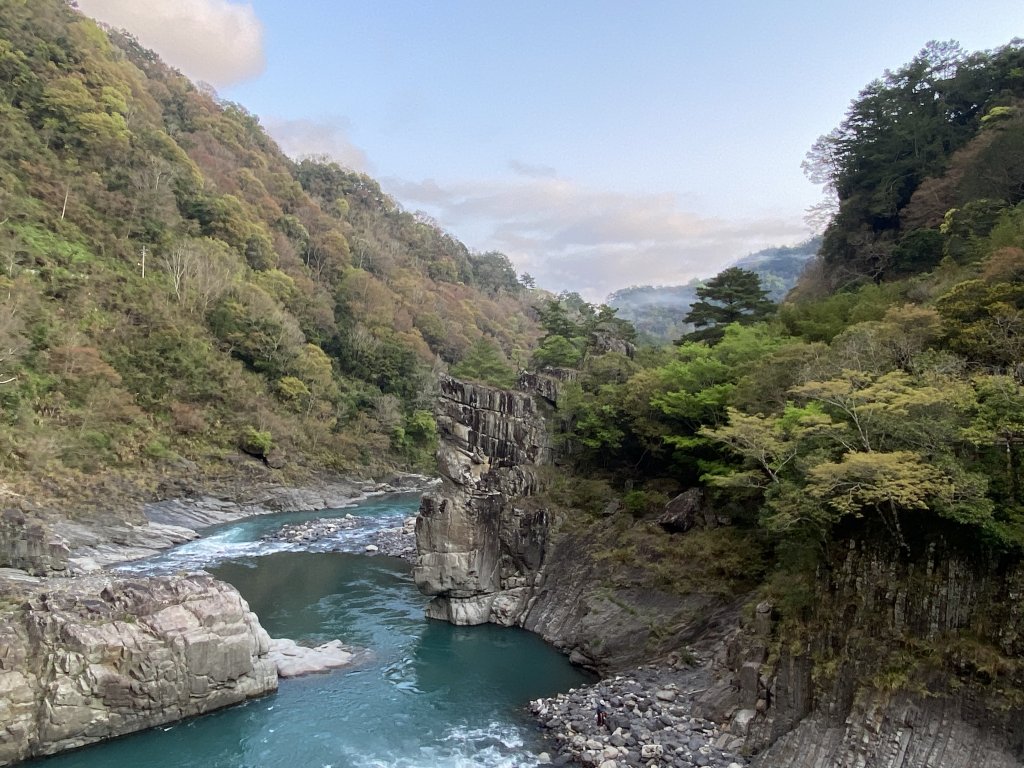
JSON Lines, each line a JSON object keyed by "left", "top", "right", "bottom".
{"left": 532, "top": 334, "right": 583, "bottom": 369}
{"left": 805, "top": 40, "right": 1024, "bottom": 283}
{"left": 705, "top": 365, "right": 995, "bottom": 545}
{"left": 681, "top": 267, "right": 774, "bottom": 344}
{"left": 451, "top": 338, "right": 517, "bottom": 388}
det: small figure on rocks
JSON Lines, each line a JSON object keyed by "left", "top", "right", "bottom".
{"left": 596, "top": 701, "right": 608, "bottom": 728}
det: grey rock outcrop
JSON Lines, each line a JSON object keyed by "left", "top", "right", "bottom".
{"left": 41, "top": 476, "right": 429, "bottom": 574}
{"left": 0, "top": 572, "right": 277, "bottom": 766}
{"left": 658, "top": 489, "right": 719, "bottom": 533}
{"left": 412, "top": 376, "right": 735, "bottom": 666}
{"left": 413, "top": 375, "right": 551, "bottom": 625}
{"left": 753, "top": 689, "right": 1022, "bottom": 768}
{"left": 413, "top": 376, "right": 739, "bottom": 670}
{"left": 0, "top": 510, "right": 70, "bottom": 575}
{"left": 702, "top": 538, "right": 1024, "bottom": 768}
{"left": 518, "top": 368, "right": 578, "bottom": 406}
{"left": 267, "top": 638, "right": 364, "bottom": 678}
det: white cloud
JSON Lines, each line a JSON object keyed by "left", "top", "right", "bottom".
{"left": 263, "top": 117, "right": 371, "bottom": 173}
{"left": 508, "top": 159, "right": 557, "bottom": 179}
{"left": 76, "top": 0, "right": 265, "bottom": 88}
{"left": 389, "top": 176, "right": 810, "bottom": 301}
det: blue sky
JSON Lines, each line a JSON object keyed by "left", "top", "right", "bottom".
{"left": 78, "top": 0, "right": 1024, "bottom": 300}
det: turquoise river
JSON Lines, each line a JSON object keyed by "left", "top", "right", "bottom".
{"left": 27, "top": 492, "right": 594, "bottom": 768}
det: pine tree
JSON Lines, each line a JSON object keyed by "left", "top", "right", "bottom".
{"left": 681, "top": 267, "right": 774, "bottom": 344}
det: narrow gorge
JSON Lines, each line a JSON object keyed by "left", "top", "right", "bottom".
{"left": 414, "top": 373, "right": 1024, "bottom": 768}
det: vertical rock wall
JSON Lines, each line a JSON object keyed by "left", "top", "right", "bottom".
{"left": 700, "top": 536, "right": 1024, "bottom": 767}
{"left": 413, "top": 374, "right": 748, "bottom": 669}
{"left": 413, "top": 375, "right": 553, "bottom": 625}
{"left": 0, "top": 510, "right": 70, "bottom": 575}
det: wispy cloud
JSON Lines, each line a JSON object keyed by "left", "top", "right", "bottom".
{"left": 76, "top": 0, "right": 265, "bottom": 88}
{"left": 264, "top": 117, "right": 371, "bottom": 172}
{"left": 389, "top": 176, "right": 809, "bottom": 301}
{"left": 508, "top": 159, "right": 558, "bottom": 179}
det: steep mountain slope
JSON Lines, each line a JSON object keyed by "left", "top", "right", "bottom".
{"left": 0, "top": 0, "right": 538, "bottom": 517}
{"left": 804, "top": 40, "right": 1024, "bottom": 290}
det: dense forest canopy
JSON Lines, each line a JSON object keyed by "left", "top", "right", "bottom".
{"left": 804, "top": 38, "right": 1024, "bottom": 288}
{"left": 550, "top": 38, "right": 1024, "bottom": 566}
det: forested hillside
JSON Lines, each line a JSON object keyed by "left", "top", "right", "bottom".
{"left": 0, "top": 0, "right": 538, "bottom": 506}
{"left": 535, "top": 38, "right": 1024, "bottom": 634}
{"left": 805, "top": 39, "right": 1024, "bottom": 289}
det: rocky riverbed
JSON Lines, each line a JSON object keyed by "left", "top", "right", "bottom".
{"left": 530, "top": 662, "right": 746, "bottom": 768}
{"left": 7, "top": 474, "right": 436, "bottom": 575}
{"left": 260, "top": 514, "right": 419, "bottom": 560}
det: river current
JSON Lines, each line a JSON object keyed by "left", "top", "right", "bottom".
{"left": 29, "top": 493, "right": 593, "bottom": 768}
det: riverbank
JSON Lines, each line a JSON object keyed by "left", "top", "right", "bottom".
{"left": 1, "top": 470, "right": 435, "bottom": 576}
{"left": 0, "top": 474, "right": 434, "bottom": 766}
{"left": 531, "top": 660, "right": 747, "bottom": 768}
{"left": 0, "top": 571, "right": 277, "bottom": 767}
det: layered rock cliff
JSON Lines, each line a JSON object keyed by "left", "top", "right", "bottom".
{"left": 412, "top": 375, "right": 552, "bottom": 625}
{"left": 0, "top": 572, "right": 277, "bottom": 766}
{"left": 413, "top": 375, "right": 744, "bottom": 668}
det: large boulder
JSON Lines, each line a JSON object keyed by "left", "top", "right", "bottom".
{"left": 0, "top": 509, "right": 70, "bottom": 575}
{"left": 657, "top": 488, "right": 717, "bottom": 533}
{"left": 0, "top": 572, "right": 277, "bottom": 766}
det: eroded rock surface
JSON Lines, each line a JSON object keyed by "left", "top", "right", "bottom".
{"left": 0, "top": 572, "right": 277, "bottom": 766}
{"left": 753, "top": 690, "right": 1022, "bottom": 768}
{"left": 698, "top": 538, "right": 1024, "bottom": 768}
{"left": 2, "top": 474, "right": 434, "bottom": 577}
{"left": 267, "top": 638, "right": 366, "bottom": 678}
{"left": 413, "top": 376, "right": 742, "bottom": 670}
{"left": 0, "top": 510, "right": 71, "bottom": 576}
{"left": 413, "top": 375, "right": 552, "bottom": 625}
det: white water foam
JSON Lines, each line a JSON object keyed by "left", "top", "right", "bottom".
{"left": 348, "top": 722, "right": 537, "bottom": 768}
{"left": 114, "top": 509, "right": 410, "bottom": 575}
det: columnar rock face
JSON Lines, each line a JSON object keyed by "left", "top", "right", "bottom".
{"left": 413, "top": 375, "right": 738, "bottom": 668}
{"left": 699, "top": 537, "right": 1024, "bottom": 768}
{"left": 518, "top": 368, "right": 577, "bottom": 406}
{"left": 0, "top": 572, "right": 277, "bottom": 766}
{"left": 754, "top": 690, "right": 1023, "bottom": 768}
{"left": 413, "top": 376, "right": 552, "bottom": 625}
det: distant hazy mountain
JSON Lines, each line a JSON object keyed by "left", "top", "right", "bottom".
{"left": 607, "top": 237, "right": 820, "bottom": 343}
